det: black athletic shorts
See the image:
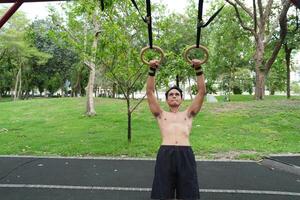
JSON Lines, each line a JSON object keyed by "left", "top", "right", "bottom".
{"left": 151, "top": 145, "right": 200, "bottom": 199}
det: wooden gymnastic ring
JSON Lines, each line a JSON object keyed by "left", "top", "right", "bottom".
{"left": 140, "top": 46, "right": 165, "bottom": 65}
{"left": 184, "top": 45, "right": 209, "bottom": 65}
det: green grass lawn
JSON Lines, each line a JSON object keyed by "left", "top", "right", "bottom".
{"left": 216, "top": 94, "right": 300, "bottom": 102}
{"left": 0, "top": 97, "right": 13, "bottom": 102}
{"left": 0, "top": 96, "right": 299, "bottom": 160}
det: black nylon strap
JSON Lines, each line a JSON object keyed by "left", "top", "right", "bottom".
{"left": 196, "top": 1, "right": 224, "bottom": 47}
{"left": 131, "top": 0, "right": 147, "bottom": 22}
{"left": 202, "top": 5, "right": 224, "bottom": 28}
{"left": 131, "top": 0, "right": 153, "bottom": 48}
{"left": 146, "top": 0, "right": 153, "bottom": 48}
{"left": 196, "top": 0, "right": 204, "bottom": 48}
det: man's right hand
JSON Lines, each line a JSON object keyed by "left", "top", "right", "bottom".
{"left": 149, "top": 60, "right": 160, "bottom": 69}
{"left": 191, "top": 59, "right": 202, "bottom": 68}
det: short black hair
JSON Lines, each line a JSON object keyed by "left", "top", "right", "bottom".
{"left": 165, "top": 86, "right": 183, "bottom": 100}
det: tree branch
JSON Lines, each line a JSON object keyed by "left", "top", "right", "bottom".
{"left": 128, "top": 67, "right": 148, "bottom": 91}
{"left": 225, "top": 0, "right": 256, "bottom": 36}
{"left": 101, "top": 55, "right": 129, "bottom": 100}
{"left": 257, "top": 0, "right": 264, "bottom": 22}
{"left": 265, "top": 0, "right": 290, "bottom": 74}
{"left": 264, "top": 0, "right": 274, "bottom": 22}
{"left": 54, "top": 22, "right": 81, "bottom": 46}
{"left": 231, "top": 0, "right": 254, "bottom": 18}
{"left": 130, "top": 93, "right": 147, "bottom": 113}
{"left": 84, "top": 61, "right": 93, "bottom": 71}
{"left": 109, "top": 69, "right": 128, "bottom": 99}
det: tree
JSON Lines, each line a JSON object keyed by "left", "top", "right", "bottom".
{"left": 27, "top": 19, "right": 79, "bottom": 97}
{"left": 225, "top": 0, "right": 291, "bottom": 100}
{"left": 265, "top": 48, "right": 286, "bottom": 94}
{"left": 283, "top": 7, "right": 300, "bottom": 98}
{"left": 0, "top": 8, "right": 50, "bottom": 100}
{"left": 205, "top": 2, "right": 253, "bottom": 99}
{"left": 99, "top": 1, "right": 150, "bottom": 142}
{"left": 49, "top": 0, "right": 116, "bottom": 116}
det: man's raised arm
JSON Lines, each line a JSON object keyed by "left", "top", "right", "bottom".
{"left": 187, "top": 59, "right": 206, "bottom": 118}
{"left": 146, "top": 60, "right": 163, "bottom": 118}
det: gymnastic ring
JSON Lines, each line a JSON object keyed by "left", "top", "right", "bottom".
{"left": 184, "top": 45, "right": 209, "bottom": 65}
{"left": 140, "top": 46, "right": 165, "bottom": 65}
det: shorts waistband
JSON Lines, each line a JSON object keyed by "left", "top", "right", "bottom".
{"left": 160, "top": 145, "right": 192, "bottom": 149}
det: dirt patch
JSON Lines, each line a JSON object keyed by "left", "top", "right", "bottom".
{"left": 208, "top": 150, "right": 258, "bottom": 160}
{"left": 208, "top": 103, "right": 252, "bottom": 114}
{"left": 207, "top": 99, "right": 300, "bottom": 114}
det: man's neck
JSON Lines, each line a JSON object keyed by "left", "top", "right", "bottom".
{"left": 169, "top": 107, "right": 179, "bottom": 113}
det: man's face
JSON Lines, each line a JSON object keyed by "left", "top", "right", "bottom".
{"left": 166, "top": 89, "right": 183, "bottom": 107}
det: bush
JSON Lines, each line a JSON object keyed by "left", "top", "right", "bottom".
{"left": 233, "top": 86, "right": 242, "bottom": 94}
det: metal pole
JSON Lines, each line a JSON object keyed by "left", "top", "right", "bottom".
{"left": 0, "top": 0, "right": 24, "bottom": 29}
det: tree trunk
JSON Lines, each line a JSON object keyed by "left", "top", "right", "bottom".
{"left": 74, "top": 70, "right": 82, "bottom": 97}
{"left": 18, "top": 67, "right": 22, "bottom": 99}
{"left": 226, "top": 0, "right": 290, "bottom": 100}
{"left": 128, "top": 111, "right": 131, "bottom": 142}
{"left": 85, "top": 64, "right": 96, "bottom": 116}
{"left": 126, "top": 91, "right": 131, "bottom": 143}
{"left": 284, "top": 44, "right": 292, "bottom": 99}
{"left": 255, "top": 71, "right": 266, "bottom": 100}
{"left": 84, "top": 14, "right": 100, "bottom": 116}
{"left": 254, "top": 35, "right": 266, "bottom": 100}
{"left": 112, "top": 82, "right": 116, "bottom": 98}
{"left": 43, "top": 88, "right": 47, "bottom": 97}
{"left": 286, "top": 59, "right": 290, "bottom": 99}
{"left": 61, "top": 85, "right": 65, "bottom": 97}
{"left": 13, "top": 67, "right": 21, "bottom": 101}
{"left": 94, "top": 85, "right": 98, "bottom": 97}
{"left": 24, "top": 90, "right": 29, "bottom": 99}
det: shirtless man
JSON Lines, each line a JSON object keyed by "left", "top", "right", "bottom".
{"left": 146, "top": 59, "right": 205, "bottom": 200}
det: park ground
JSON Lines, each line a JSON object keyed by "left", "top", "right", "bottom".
{"left": 0, "top": 95, "right": 299, "bottom": 160}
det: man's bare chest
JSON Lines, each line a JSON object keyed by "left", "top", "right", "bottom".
{"left": 157, "top": 111, "right": 192, "bottom": 127}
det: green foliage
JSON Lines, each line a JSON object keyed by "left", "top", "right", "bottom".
{"left": 206, "top": 2, "right": 254, "bottom": 98}
{"left": 291, "top": 81, "right": 300, "bottom": 94}
{"left": 265, "top": 49, "right": 287, "bottom": 94}
{"left": 98, "top": 1, "right": 150, "bottom": 95}
{"left": 1, "top": 0, "right": 299, "bottom": 99}
{"left": 0, "top": 9, "right": 51, "bottom": 97}
{"left": 232, "top": 68, "right": 254, "bottom": 95}
{"left": 156, "top": 10, "right": 196, "bottom": 90}
{"left": 27, "top": 19, "right": 80, "bottom": 95}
